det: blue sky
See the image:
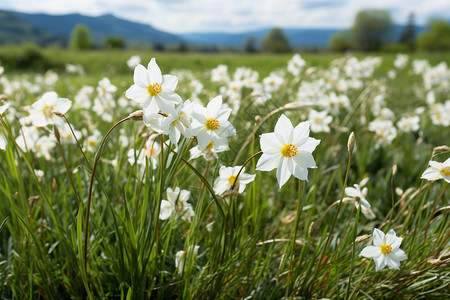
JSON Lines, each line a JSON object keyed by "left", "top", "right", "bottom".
{"left": 1, "top": 0, "right": 449, "bottom": 33}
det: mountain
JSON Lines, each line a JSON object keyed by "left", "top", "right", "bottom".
{"left": 180, "top": 28, "right": 339, "bottom": 48}
{"left": 0, "top": 11, "right": 66, "bottom": 45}
{"left": 7, "top": 10, "right": 182, "bottom": 46}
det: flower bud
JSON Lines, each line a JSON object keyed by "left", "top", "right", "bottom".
{"left": 347, "top": 132, "right": 355, "bottom": 154}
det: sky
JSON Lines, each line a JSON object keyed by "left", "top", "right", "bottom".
{"left": 1, "top": 0, "right": 449, "bottom": 34}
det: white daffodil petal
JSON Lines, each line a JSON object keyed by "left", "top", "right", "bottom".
{"left": 372, "top": 228, "right": 385, "bottom": 247}
{"left": 256, "top": 154, "right": 280, "bottom": 172}
{"left": 148, "top": 58, "right": 162, "bottom": 84}
{"left": 360, "top": 245, "right": 380, "bottom": 258}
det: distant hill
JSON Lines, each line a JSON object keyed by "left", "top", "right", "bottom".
{"left": 0, "top": 11, "right": 66, "bottom": 46}
{"left": 180, "top": 28, "right": 339, "bottom": 49}
{"left": 7, "top": 10, "right": 182, "bottom": 46}
{"left": 0, "top": 10, "right": 428, "bottom": 49}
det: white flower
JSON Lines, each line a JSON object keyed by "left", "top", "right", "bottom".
{"left": 189, "top": 142, "right": 229, "bottom": 161}
{"left": 360, "top": 228, "right": 407, "bottom": 271}
{"left": 125, "top": 58, "right": 182, "bottom": 116}
{"left": 160, "top": 187, "right": 194, "bottom": 222}
{"left": 394, "top": 54, "right": 408, "bottom": 69}
{"left": 161, "top": 100, "right": 193, "bottom": 144}
{"left": 263, "top": 72, "right": 284, "bottom": 93}
{"left": 287, "top": 53, "right": 306, "bottom": 76}
{"left": 213, "top": 166, "right": 256, "bottom": 195}
{"left": 308, "top": 109, "right": 332, "bottom": 133}
{"left": 191, "top": 96, "right": 236, "bottom": 150}
{"left": 28, "top": 92, "right": 72, "bottom": 127}
{"left": 127, "top": 136, "right": 161, "bottom": 169}
{"left": 127, "top": 55, "right": 141, "bottom": 69}
{"left": 345, "top": 184, "right": 370, "bottom": 209}
{"left": 175, "top": 245, "right": 199, "bottom": 274}
{"left": 256, "top": 114, "right": 320, "bottom": 188}
{"left": 97, "top": 77, "right": 117, "bottom": 96}
{"left": 397, "top": 116, "right": 420, "bottom": 132}
{"left": 421, "top": 158, "right": 450, "bottom": 183}
{"left": 211, "top": 64, "right": 229, "bottom": 82}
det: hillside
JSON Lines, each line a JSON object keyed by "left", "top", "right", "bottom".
{"left": 0, "top": 11, "right": 66, "bottom": 46}
{"left": 8, "top": 11, "right": 182, "bottom": 46}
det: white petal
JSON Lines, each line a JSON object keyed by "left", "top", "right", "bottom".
{"left": 159, "top": 200, "right": 174, "bottom": 220}
{"left": 256, "top": 153, "right": 280, "bottom": 171}
{"left": 374, "top": 254, "right": 387, "bottom": 271}
{"left": 293, "top": 151, "right": 317, "bottom": 168}
{"left": 276, "top": 158, "right": 291, "bottom": 188}
{"left": 385, "top": 229, "right": 398, "bottom": 246}
{"left": 428, "top": 161, "right": 443, "bottom": 170}
{"left": 133, "top": 64, "right": 149, "bottom": 86}
{"left": 392, "top": 248, "right": 407, "bottom": 261}
{"left": 372, "top": 228, "right": 385, "bottom": 247}
{"left": 360, "top": 245, "right": 380, "bottom": 258}
{"left": 299, "top": 137, "right": 320, "bottom": 153}
{"left": 148, "top": 58, "right": 162, "bottom": 84}
{"left": 292, "top": 121, "right": 310, "bottom": 145}
{"left": 156, "top": 94, "right": 177, "bottom": 115}
{"left": 385, "top": 255, "right": 400, "bottom": 270}
{"left": 274, "top": 114, "right": 293, "bottom": 144}
{"left": 345, "top": 187, "right": 358, "bottom": 197}
{"left": 292, "top": 164, "right": 308, "bottom": 181}
{"left": 207, "top": 96, "right": 222, "bottom": 118}
{"left": 260, "top": 132, "right": 281, "bottom": 155}
{"left": 126, "top": 84, "right": 150, "bottom": 104}
{"left": 0, "top": 102, "right": 10, "bottom": 114}
{"left": 54, "top": 98, "right": 72, "bottom": 114}
{"left": 360, "top": 197, "right": 371, "bottom": 209}
{"left": 0, "top": 135, "right": 7, "bottom": 150}
{"left": 162, "top": 74, "right": 178, "bottom": 91}
{"left": 421, "top": 167, "right": 441, "bottom": 181}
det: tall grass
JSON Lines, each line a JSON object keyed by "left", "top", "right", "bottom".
{"left": 0, "top": 50, "right": 449, "bottom": 299}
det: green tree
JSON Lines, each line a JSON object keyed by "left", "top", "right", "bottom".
{"left": 69, "top": 24, "right": 93, "bottom": 50}
{"left": 417, "top": 20, "right": 450, "bottom": 51}
{"left": 104, "top": 36, "right": 125, "bottom": 49}
{"left": 399, "top": 13, "right": 416, "bottom": 51}
{"left": 244, "top": 36, "right": 258, "bottom": 53}
{"left": 352, "top": 9, "right": 393, "bottom": 51}
{"left": 262, "top": 28, "right": 290, "bottom": 53}
{"left": 328, "top": 30, "right": 354, "bottom": 52}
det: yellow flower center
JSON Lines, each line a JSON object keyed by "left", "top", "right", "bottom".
{"left": 205, "top": 118, "right": 220, "bottom": 130}
{"left": 440, "top": 168, "right": 450, "bottom": 177}
{"left": 43, "top": 105, "right": 54, "bottom": 118}
{"left": 228, "top": 175, "right": 237, "bottom": 185}
{"left": 148, "top": 83, "right": 162, "bottom": 96}
{"left": 314, "top": 117, "right": 322, "bottom": 124}
{"left": 380, "top": 244, "right": 392, "bottom": 255}
{"left": 281, "top": 144, "right": 298, "bottom": 158}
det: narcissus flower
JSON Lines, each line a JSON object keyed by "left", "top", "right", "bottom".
{"left": 125, "top": 58, "right": 182, "bottom": 116}
{"left": 360, "top": 228, "right": 407, "bottom": 271}
{"left": 213, "top": 166, "right": 255, "bottom": 195}
{"left": 421, "top": 158, "right": 450, "bottom": 183}
{"left": 191, "top": 96, "right": 236, "bottom": 150}
{"left": 29, "top": 91, "right": 72, "bottom": 127}
{"left": 256, "top": 114, "right": 320, "bottom": 188}
{"left": 160, "top": 187, "right": 195, "bottom": 222}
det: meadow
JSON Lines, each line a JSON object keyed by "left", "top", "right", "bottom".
{"left": 0, "top": 47, "right": 449, "bottom": 299}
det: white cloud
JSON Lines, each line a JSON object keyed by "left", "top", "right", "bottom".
{"left": 0, "top": 0, "right": 449, "bottom": 33}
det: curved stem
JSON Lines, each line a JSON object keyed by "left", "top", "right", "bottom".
{"left": 83, "top": 116, "right": 132, "bottom": 275}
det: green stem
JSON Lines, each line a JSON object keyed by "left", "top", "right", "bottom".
{"left": 348, "top": 260, "right": 371, "bottom": 300}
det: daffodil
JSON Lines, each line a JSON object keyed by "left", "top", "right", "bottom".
{"left": 213, "top": 166, "right": 255, "bottom": 195}
{"left": 421, "top": 158, "right": 450, "bottom": 183}
{"left": 256, "top": 114, "right": 320, "bottom": 188}
{"left": 191, "top": 96, "right": 236, "bottom": 150}
{"left": 125, "top": 58, "right": 182, "bottom": 116}
{"left": 28, "top": 91, "right": 72, "bottom": 127}
{"left": 160, "top": 187, "right": 194, "bottom": 222}
{"left": 360, "top": 228, "right": 407, "bottom": 271}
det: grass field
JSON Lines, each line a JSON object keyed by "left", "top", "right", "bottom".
{"left": 0, "top": 47, "right": 449, "bottom": 299}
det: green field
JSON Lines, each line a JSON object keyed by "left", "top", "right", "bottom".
{"left": 0, "top": 47, "right": 449, "bottom": 299}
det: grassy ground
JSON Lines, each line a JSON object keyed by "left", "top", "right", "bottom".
{"left": 0, "top": 47, "right": 449, "bottom": 299}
